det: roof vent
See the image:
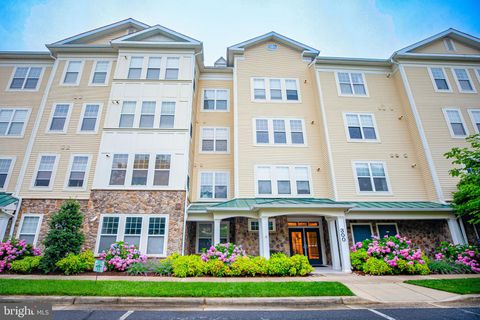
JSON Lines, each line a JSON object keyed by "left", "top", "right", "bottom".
{"left": 127, "top": 27, "right": 137, "bottom": 34}
{"left": 214, "top": 57, "right": 227, "bottom": 68}
{"left": 443, "top": 38, "right": 456, "bottom": 52}
{"left": 267, "top": 43, "right": 278, "bottom": 51}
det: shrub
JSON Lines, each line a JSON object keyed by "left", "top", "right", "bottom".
{"left": 10, "top": 256, "right": 42, "bottom": 274}
{"left": 363, "top": 258, "right": 392, "bottom": 275}
{"left": 201, "top": 243, "right": 246, "bottom": 265}
{"left": 267, "top": 253, "right": 292, "bottom": 276}
{"left": 99, "top": 241, "right": 147, "bottom": 272}
{"left": 126, "top": 261, "right": 151, "bottom": 276}
{"left": 172, "top": 255, "right": 206, "bottom": 277}
{"left": 289, "top": 254, "right": 314, "bottom": 276}
{"left": 428, "top": 260, "right": 471, "bottom": 274}
{"left": 55, "top": 250, "right": 95, "bottom": 275}
{"left": 152, "top": 259, "right": 174, "bottom": 276}
{"left": 206, "top": 260, "right": 228, "bottom": 277}
{"left": 350, "top": 249, "right": 369, "bottom": 271}
{"left": 433, "top": 242, "right": 479, "bottom": 273}
{"left": 40, "top": 200, "right": 85, "bottom": 273}
{"left": 0, "top": 238, "right": 41, "bottom": 273}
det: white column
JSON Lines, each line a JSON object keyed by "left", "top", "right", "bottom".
{"left": 326, "top": 217, "right": 341, "bottom": 271}
{"left": 259, "top": 216, "right": 270, "bottom": 259}
{"left": 213, "top": 218, "right": 222, "bottom": 245}
{"left": 447, "top": 218, "right": 466, "bottom": 245}
{"left": 336, "top": 216, "right": 351, "bottom": 273}
{"left": 0, "top": 215, "right": 9, "bottom": 241}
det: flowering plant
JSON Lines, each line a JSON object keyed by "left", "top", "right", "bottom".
{"left": 0, "top": 238, "right": 41, "bottom": 273}
{"left": 99, "top": 241, "right": 147, "bottom": 271}
{"left": 433, "top": 242, "right": 479, "bottom": 273}
{"left": 201, "top": 243, "right": 246, "bottom": 265}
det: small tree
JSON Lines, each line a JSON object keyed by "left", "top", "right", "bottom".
{"left": 40, "top": 199, "right": 85, "bottom": 273}
{"left": 444, "top": 134, "right": 480, "bottom": 224}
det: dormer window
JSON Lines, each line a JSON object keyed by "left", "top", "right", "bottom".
{"left": 443, "top": 38, "right": 456, "bottom": 52}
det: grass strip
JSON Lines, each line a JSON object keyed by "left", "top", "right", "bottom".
{"left": 405, "top": 278, "right": 480, "bottom": 295}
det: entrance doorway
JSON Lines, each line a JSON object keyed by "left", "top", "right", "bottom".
{"left": 288, "top": 223, "right": 323, "bottom": 266}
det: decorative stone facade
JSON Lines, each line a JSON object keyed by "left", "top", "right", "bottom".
{"left": 184, "top": 221, "right": 197, "bottom": 255}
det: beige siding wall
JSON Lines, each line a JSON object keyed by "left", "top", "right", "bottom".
{"left": 403, "top": 65, "right": 480, "bottom": 200}
{"left": 0, "top": 62, "right": 53, "bottom": 192}
{"left": 414, "top": 38, "right": 480, "bottom": 55}
{"left": 20, "top": 57, "right": 116, "bottom": 199}
{"left": 236, "top": 42, "right": 331, "bottom": 198}
{"left": 190, "top": 79, "right": 234, "bottom": 201}
{"left": 318, "top": 69, "right": 430, "bottom": 201}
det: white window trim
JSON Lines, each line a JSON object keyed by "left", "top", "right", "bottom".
{"left": 334, "top": 71, "right": 369, "bottom": 97}
{"left": 88, "top": 60, "right": 113, "bottom": 86}
{"left": 117, "top": 100, "right": 179, "bottom": 129}
{"left": 451, "top": 68, "right": 477, "bottom": 93}
{"left": 125, "top": 55, "right": 181, "bottom": 80}
{"left": 350, "top": 222, "right": 373, "bottom": 244}
{"left": 16, "top": 214, "right": 43, "bottom": 247}
{"left": 30, "top": 153, "right": 59, "bottom": 191}
{"left": 427, "top": 67, "right": 453, "bottom": 93}
{"left": 254, "top": 165, "right": 313, "bottom": 197}
{"left": 467, "top": 108, "right": 480, "bottom": 134}
{"left": 248, "top": 218, "right": 276, "bottom": 232}
{"left": 63, "top": 154, "right": 92, "bottom": 191}
{"left": 77, "top": 103, "right": 103, "bottom": 134}
{"left": 376, "top": 222, "right": 399, "bottom": 238}
{"left": 60, "top": 60, "right": 84, "bottom": 86}
{"left": 342, "top": 112, "right": 380, "bottom": 143}
{"left": 201, "top": 88, "right": 230, "bottom": 112}
{"left": 252, "top": 118, "right": 307, "bottom": 147}
{"left": 0, "top": 107, "right": 31, "bottom": 138}
{"left": 442, "top": 107, "right": 469, "bottom": 138}
{"left": 475, "top": 68, "right": 480, "bottom": 87}
{"left": 46, "top": 103, "right": 73, "bottom": 134}
{"left": 199, "top": 127, "right": 230, "bottom": 154}
{"left": 94, "top": 213, "right": 169, "bottom": 257}
{"left": 0, "top": 156, "right": 16, "bottom": 191}
{"left": 250, "top": 77, "right": 302, "bottom": 103}
{"left": 352, "top": 160, "right": 393, "bottom": 196}
{"left": 195, "top": 221, "right": 230, "bottom": 253}
{"left": 6, "top": 66, "right": 45, "bottom": 92}
{"left": 443, "top": 38, "right": 457, "bottom": 52}
{"left": 197, "top": 170, "right": 230, "bottom": 201}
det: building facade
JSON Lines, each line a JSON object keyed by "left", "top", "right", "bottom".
{"left": 1, "top": 19, "right": 479, "bottom": 272}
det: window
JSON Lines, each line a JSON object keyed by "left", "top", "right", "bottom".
{"left": 351, "top": 224, "right": 373, "bottom": 243}
{"left": 354, "top": 162, "right": 390, "bottom": 193}
{"left": 248, "top": 218, "right": 276, "bottom": 232}
{"left": 132, "top": 154, "right": 149, "bottom": 185}
{"left": 196, "top": 221, "right": 229, "bottom": 253}
{"left": 154, "top": 155, "right": 171, "bottom": 186}
{"left": 33, "top": 155, "right": 57, "bottom": 188}
{"left": 109, "top": 154, "right": 129, "bottom": 185}
{"left": 429, "top": 67, "right": 451, "bottom": 91}
{"left": 139, "top": 102, "right": 156, "bottom": 128}
{"left": 253, "top": 79, "right": 266, "bottom": 100}
{"left": 128, "top": 57, "right": 143, "bottom": 79}
{"left": 165, "top": 57, "right": 179, "bottom": 80}
{"left": 201, "top": 128, "right": 229, "bottom": 152}
{"left": 270, "top": 79, "right": 282, "bottom": 100}
{"left": 199, "top": 172, "right": 228, "bottom": 199}
{"left": 146, "top": 57, "right": 161, "bottom": 80}
{"left": 124, "top": 217, "right": 143, "bottom": 247}
{"left": 443, "top": 38, "right": 456, "bottom": 52}
{"left": 276, "top": 167, "right": 291, "bottom": 194}
{"left": 147, "top": 217, "right": 166, "bottom": 254}
{"left": 0, "top": 108, "right": 29, "bottom": 137}
{"left": 273, "top": 120, "right": 286, "bottom": 144}
{"left": 63, "top": 61, "right": 82, "bottom": 84}
{"left": 453, "top": 68, "right": 475, "bottom": 93}
{"left": 267, "top": 43, "right": 278, "bottom": 51}
{"left": 17, "top": 215, "right": 42, "bottom": 245}
{"left": 48, "top": 104, "right": 70, "bottom": 132}
{"left": 290, "top": 120, "right": 304, "bottom": 144}
{"left": 252, "top": 78, "right": 300, "bottom": 102}
{"left": 98, "top": 216, "right": 119, "bottom": 253}
{"left": 344, "top": 113, "right": 378, "bottom": 141}
{"left": 203, "top": 89, "right": 229, "bottom": 111}
{"left": 255, "top": 165, "right": 312, "bottom": 196}
{"left": 295, "top": 167, "right": 310, "bottom": 194}
{"left": 91, "top": 61, "right": 109, "bottom": 84}
{"left": 0, "top": 158, "right": 13, "bottom": 190}
{"left": 160, "top": 102, "right": 175, "bottom": 128}
{"left": 79, "top": 104, "right": 100, "bottom": 132}
{"left": 254, "top": 118, "right": 305, "bottom": 145}
{"left": 336, "top": 72, "right": 367, "bottom": 96}
{"left": 257, "top": 166, "right": 272, "bottom": 195}
{"left": 67, "top": 155, "right": 89, "bottom": 188}
{"left": 9, "top": 67, "right": 42, "bottom": 90}
{"left": 119, "top": 101, "right": 136, "bottom": 128}
{"left": 285, "top": 80, "right": 298, "bottom": 101}
{"left": 443, "top": 108, "right": 468, "bottom": 138}
{"left": 468, "top": 109, "right": 480, "bottom": 133}
{"left": 255, "top": 119, "right": 269, "bottom": 144}
{"left": 377, "top": 223, "right": 399, "bottom": 238}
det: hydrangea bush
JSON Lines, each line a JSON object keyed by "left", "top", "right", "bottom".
{"left": 99, "top": 241, "right": 147, "bottom": 271}
{"left": 0, "top": 239, "right": 41, "bottom": 273}
{"left": 350, "top": 234, "right": 430, "bottom": 275}
{"left": 432, "top": 242, "right": 479, "bottom": 273}
{"left": 201, "top": 243, "right": 247, "bottom": 265}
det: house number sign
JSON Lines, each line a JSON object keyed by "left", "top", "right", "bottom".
{"left": 340, "top": 228, "right": 347, "bottom": 242}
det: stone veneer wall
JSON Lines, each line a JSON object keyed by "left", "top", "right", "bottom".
{"left": 462, "top": 218, "right": 479, "bottom": 245}
{"left": 184, "top": 221, "right": 197, "bottom": 255}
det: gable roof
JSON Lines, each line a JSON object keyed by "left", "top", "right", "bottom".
{"left": 227, "top": 31, "right": 319, "bottom": 65}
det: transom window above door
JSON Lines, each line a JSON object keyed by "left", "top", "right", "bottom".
{"left": 251, "top": 78, "right": 300, "bottom": 102}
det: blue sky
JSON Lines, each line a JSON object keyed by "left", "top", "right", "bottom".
{"left": 0, "top": 0, "right": 479, "bottom": 65}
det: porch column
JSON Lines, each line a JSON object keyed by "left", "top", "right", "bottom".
{"left": 447, "top": 218, "right": 466, "bottom": 245}
{"left": 326, "top": 217, "right": 341, "bottom": 271}
{"left": 0, "top": 215, "right": 9, "bottom": 241}
{"left": 336, "top": 216, "right": 351, "bottom": 273}
{"left": 213, "top": 218, "right": 222, "bottom": 245}
{"left": 259, "top": 216, "right": 270, "bottom": 259}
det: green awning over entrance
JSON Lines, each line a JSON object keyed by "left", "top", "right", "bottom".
{"left": 345, "top": 201, "right": 451, "bottom": 210}
{"left": 0, "top": 192, "right": 18, "bottom": 208}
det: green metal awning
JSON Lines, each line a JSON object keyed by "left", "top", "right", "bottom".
{"left": 0, "top": 192, "right": 18, "bottom": 208}
{"left": 345, "top": 201, "right": 451, "bottom": 211}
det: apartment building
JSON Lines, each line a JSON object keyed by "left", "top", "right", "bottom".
{"left": 1, "top": 19, "right": 479, "bottom": 272}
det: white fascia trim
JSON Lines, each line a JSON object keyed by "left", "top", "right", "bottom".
{"left": 347, "top": 212, "right": 455, "bottom": 220}
{"left": 111, "top": 24, "right": 201, "bottom": 45}
{"left": 398, "top": 64, "right": 445, "bottom": 203}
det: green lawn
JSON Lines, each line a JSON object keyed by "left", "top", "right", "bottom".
{"left": 405, "top": 278, "right": 480, "bottom": 294}
{"left": 0, "top": 279, "right": 353, "bottom": 297}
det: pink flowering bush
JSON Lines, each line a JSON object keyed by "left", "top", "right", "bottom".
{"left": 201, "top": 243, "right": 247, "bottom": 265}
{"left": 432, "top": 242, "right": 480, "bottom": 274}
{"left": 99, "top": 241, "right": 147, "bottom": 272}
{"left": 350, "top": 234, "right": 430, "bottom": 275}
{"left": 0, "top": 238, "right": 41, "bottom": 273}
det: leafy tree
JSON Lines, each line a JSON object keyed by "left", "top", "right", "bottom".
{"left": 444, "top": 134, "right": 480, "bottom": 224}
{"left": 40, "top": 199, "right": 85, "bottom": 273}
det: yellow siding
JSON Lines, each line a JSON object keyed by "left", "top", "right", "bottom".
{"left": 414, "top": 38, "right": 480, "bottom": 55}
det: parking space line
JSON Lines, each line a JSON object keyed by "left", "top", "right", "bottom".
{"left": 118, "top": 310, "right": 134, "bottom": 320}
{"left": 459, "top": 309, "right": 480, "bottom": 316}
{"left": 368, "top": 309, "right": 397, "bottom": 320}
